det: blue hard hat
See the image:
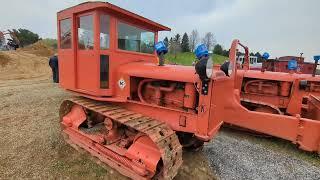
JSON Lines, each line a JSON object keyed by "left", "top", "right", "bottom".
{"left": 195, "top": 44, "right": 209, "bottom": 59}
{"left": 262, "top": 52, "right": 270, "bottom": 60}
{"left": 288, "top": 59, "right": 298, "bottom": 70}
{"left": 154, "top": 41, "right": 168, "bottom": 55}
{"left": 314, "top": 55, "right": 320, "bottom": 61}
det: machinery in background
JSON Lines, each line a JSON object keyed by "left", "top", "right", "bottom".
{"left": 0, "top": 30, "right": 20, "bottom": 50}
{"left": 57, "top": 2, "right": 320, "bottom": 179}
{"left": 262, "top": 55, "right": 316, "bottom": 74}
{"left": 237, "top": 55, "right": 262, "bottom": 70}
{"left": 221, "top": 49, "right": 320, "bottom": 154}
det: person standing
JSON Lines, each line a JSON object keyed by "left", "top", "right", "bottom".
{"left": 49, "top": 54, "right": 59, "bottom": 83}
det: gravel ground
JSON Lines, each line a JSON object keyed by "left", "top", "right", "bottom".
{"left": 205, "top": 130, "right": 320, "bottom": 180}
{"left": 0, "top": 77, "right": 319, "bottom": 180}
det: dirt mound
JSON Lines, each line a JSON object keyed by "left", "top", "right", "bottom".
{"left": 0, "top": 50, "right": 51, "bottom": 80}
{"left": 0, "top": 52, "right": 11, "bottom": 67}
{"left": 19, "top": 40, "right": 56, "bottom": 57}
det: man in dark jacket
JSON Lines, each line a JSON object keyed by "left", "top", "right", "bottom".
{"left": 49, "top": 54, "right": 59, "bottom": 83}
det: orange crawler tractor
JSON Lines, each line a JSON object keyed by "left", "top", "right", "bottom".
{"left": 57, "top": 2, "right": 320, "bottom": 179}
{"left": 220, "top": 50, "right": 320, "bottom": 153}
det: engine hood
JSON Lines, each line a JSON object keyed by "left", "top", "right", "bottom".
{"left": 117, "top": 62, "right": 198, "bottom": 83}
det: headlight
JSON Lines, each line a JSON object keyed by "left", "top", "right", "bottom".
{"left": 206, "top": 57, "right": 213, "bottom": 78}
{"left": 228, "top": 61, "right": 233, "bottom": 76}
{"left": 194, "top": 44, "right": 213, "bottom": 81}
{"left": 195, "top": 57, "right": 213, "bottom": 81}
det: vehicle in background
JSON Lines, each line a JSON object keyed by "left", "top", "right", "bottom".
{"left": 237, "top": 55, "right": 262, "bottom": 70}
{"left": 262, "top": 56, "right": 316, "bottom": 74}
{"left": 0, "top": 30, "right": 20, "bottom": 50}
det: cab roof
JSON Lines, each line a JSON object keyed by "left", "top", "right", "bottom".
{"left": 58, "top": 1, "right": 171, "bottom": 32}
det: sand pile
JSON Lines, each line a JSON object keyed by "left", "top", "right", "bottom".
{"left": 0, "top": 52, "right": 11, "bottom": 67}
{"left": 0, "top": 40, "right": 56, "bottom": 80}
{"left": 18, "top": 40, "right": 56, "bottom": 57}
{"left": 0, "top": 50, "right": 51, "bottom": 80}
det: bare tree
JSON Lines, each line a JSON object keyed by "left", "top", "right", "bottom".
{"left": 202, "top": 32, "right": 216, "bottom": 50}
{"left": 171, "top": 34, "right": 181, "bottom": 59}
{"left": 189, "top": 29, "right": 199, "bottom": 52}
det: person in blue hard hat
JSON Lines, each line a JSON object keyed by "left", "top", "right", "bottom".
{"left": 49, "top": 53, "right": 59, "bottom": 83}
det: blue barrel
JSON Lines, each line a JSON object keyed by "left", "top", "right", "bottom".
{"left": 288, "top": 59, "right": 298, "bottom": 70}
{"left": 262, "top": 52, "right": 270, "bottom": 60}
{"left": 154, "top": 41, "right": 168, "bottom": 55}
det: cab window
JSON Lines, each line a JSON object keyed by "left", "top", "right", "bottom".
{"left": 100, "top": 15, "right": 110, "bottom": 49}
{"left": 78, "top": 15, "right": 94, "bottom": 50}
{"left": 118, "top": 22, "right": 155, "bottom": 54}
{"left": 60, "top": 18, "right": 72, "bottom": 49}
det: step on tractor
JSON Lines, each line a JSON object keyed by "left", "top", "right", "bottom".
{"left": 220, "top": 51, "right": 320, "bottom": 153}
{"left": 57, "top": 2, "right": 320, "bottom": 179}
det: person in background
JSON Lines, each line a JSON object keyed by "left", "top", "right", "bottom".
{"left": 49, "top": 53, "right": 59, "bottom": 83}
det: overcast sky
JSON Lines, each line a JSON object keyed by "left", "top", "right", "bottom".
{"left": 0, "top": 0, "right": 319, "bottom": 60}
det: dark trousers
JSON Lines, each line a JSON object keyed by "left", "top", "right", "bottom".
{"left": 52, "top": 68, "right": 59, "bottom": 83}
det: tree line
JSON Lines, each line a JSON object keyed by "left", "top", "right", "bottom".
{"left": 12, "top": 29, "right": 40, "bottom": 47}
{"left": 163, "top": 30, "right": 224, "bottom": 58}
{"left": 163, "top": 30, "right": 264, "bottom": 60}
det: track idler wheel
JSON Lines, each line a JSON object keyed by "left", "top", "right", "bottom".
{"left": 103, "top": 117, "right": 123, "bottom": 144}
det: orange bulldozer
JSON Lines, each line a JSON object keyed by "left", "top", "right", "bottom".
{"left": 220, "top": 48, "right": 320, "bottom": 153}
{"left": 57, "top": 2, "right": 320, "bottom": 179}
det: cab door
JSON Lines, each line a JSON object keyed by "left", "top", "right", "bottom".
{"left": 76, "top": 13, "right": 99, "bottom": 93}
{"left": 97, "top": 13, "right": 112, "bottom": 93}
{"left": 58, "top": 17, "right": 75, "bottom": 89}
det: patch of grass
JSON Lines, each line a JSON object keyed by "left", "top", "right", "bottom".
{"left": 165, "top": 52, "right": 228, "bottom": 66}
{"left": 41, "top": 38, "right": 57, "bottom": 49}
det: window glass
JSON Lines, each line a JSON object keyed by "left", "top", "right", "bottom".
{"left": 60, "top": 18, "right": 71, "bottom": 49}
{"left": 78, "top": 15, "right": 94, "bottom": 50}
{"left": 118, "top": 22, "right": 155, "bottom": 54}
{"left": 100, "top": 55, "right": 109, "bottom": 89}
{"left": 100, "top": 15, "right": 110, "bottom": 49}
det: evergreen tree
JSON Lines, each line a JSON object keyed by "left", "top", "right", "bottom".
{"left": 163, "top": 37, "right": 169, "bottom": 47}
{"left": 255, "top": 52, "right": 262, "bottom": 62}
{"left": 181, "top": 33, "right": 190, "bottom": 52}
{"left": 169, "top": 37, "right": 174, "bottom": 53}
{"left": 222, "top": 49, "right": 229, "bottom": 57}
{"left": 213, "top": 44, "right": 223, "bottom": 55}
{"left": 12, "top": 28, "right": 40, "bottom": 47}
{"left": 172, "top": 34, "right": 181, "bottom": 58}
{"left": 174, "top": 34, "right": 181, "bottom": 44}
